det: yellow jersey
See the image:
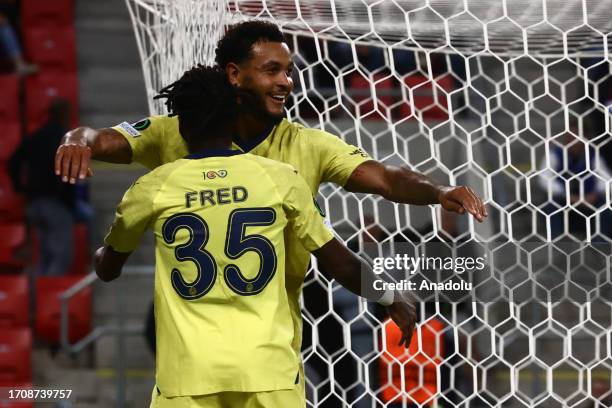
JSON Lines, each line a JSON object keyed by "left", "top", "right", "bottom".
{"left": 113, "top": 116, "right": 371, "bottom": 359}
{"left": 105, "top": 150, "right": 334, "bottom": 396}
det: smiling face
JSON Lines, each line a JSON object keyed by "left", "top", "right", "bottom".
{"left": 226, "top": 41, "right": 294, "bottom": 120}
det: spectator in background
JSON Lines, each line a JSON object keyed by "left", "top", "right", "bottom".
{"left": 9, "top": 99, "right": 75, "bottom": 276}
{"left": 538, "top": 125, "right": 612, "bottom": 240}
{"left": 0, "top": 10, "right": 36, "bottom": 75}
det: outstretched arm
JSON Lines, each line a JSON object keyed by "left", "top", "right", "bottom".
{"left": 94, "top": 246, "right": 131, "bottom": 282}
{"left": 313, "top": 238, "right": 417, "bottom": 347}
{"left": 345, "top": 161, "right": 487, "bottom": 222}
{"left": 55, "top": 127, "right": 132, "bottom": 184}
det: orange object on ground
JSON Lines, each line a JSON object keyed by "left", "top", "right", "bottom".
{"left": 379, "top": 317, "right": 445, "bottom": 406}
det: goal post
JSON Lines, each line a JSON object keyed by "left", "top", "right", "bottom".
{"left": 125, "top": 1, "right": 612, "bottom": 407}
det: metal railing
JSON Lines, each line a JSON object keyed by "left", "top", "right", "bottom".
{"left": 59, "top": 265, "right": 154, "bottom": 408}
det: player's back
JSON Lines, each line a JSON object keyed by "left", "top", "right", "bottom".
{"left": 146, "top": 150, "right": 301, "bottom": 396}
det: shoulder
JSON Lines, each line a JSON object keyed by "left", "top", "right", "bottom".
{"left": 284, "top": 120, "right": 350, "bottom": 155}
{"left": 245, "top": 153, "right": 297, "bottom": 175}
{"left": 244, "top": 154, "right": 299, "bottom": 186}
{"left": 278, "top": 118, "right": 338, "bottom": 140}
{"left": 113, "top": 115, "right": 177, "bottom": 137}
{"left": 148, "top": 115, "right": 178, "bottom": 131}
{"left": 135, "top": 159, "right": 186, "bottom": 188}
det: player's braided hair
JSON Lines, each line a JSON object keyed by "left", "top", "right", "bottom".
{"left": 215, "top": 20, "right": 286, "bottom": 68}
{"left": 154, "top": 65, "right": 236, "bottom": 145}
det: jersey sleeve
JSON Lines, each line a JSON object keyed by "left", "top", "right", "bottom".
{"left": 104, "top": 173, "right": 161, "bottom": 253}
{"left": 309, "top": 129, "right": 372, "bottom": 186}
{"left": 282, "top": 168, "right": 334, "bottom": 252}
{"left": 112, "top": 116, "right": 165, "bottom": 169}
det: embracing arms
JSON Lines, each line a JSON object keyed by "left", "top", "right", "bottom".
{"left": 313, "top": 238, "right": 417, "bottom": 347}
{"left": 345, "top": 161, "right": 487, "bottom": 222}
{"left": 55, "top": 127, "right": 132, "bottom": 183}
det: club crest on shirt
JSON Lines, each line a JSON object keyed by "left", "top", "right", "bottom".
{"left": 132, "top": 118, "right": 151, "bottom": 131}
{"left": 203, "top": 170, "right": 228, "bottom": 180}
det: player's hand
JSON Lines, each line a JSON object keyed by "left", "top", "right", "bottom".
{"left": 55, "top": 133, "right": 93, "bottom": 184}
{"left": 385, "top": 291, "right": 417, "bottom": 347}
{"left": 438, "top": 186, "right": 487, "bottom": 222}
{"left": 94, "top": 246, "right": 105, "bottom": 267}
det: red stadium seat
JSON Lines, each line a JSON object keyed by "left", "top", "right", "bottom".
{"left": 0, "top": 123, "right": 21, "bottom": 163}
{"left": 0, "top": 174, "right": 24, "bottom": 222}
{"left": 21, "top": 0, "right": 74, "bottom": 28}
{"left": 68, "top": 224, "right": 89, "bottom": 275}
{"left": 24, "top": 72, "right": 78, "bottom": 134}
{"left": 348, "top": 72, "right": 396, "bottom": 121}
{"left": 0, "top": 276, "right": 29, "bottom": 328}
{"left": 35, "top": 276, "right": 91, "bottom": 344}
{"left": 0, "top": 75, "right": 19, "bottom": 123}
{"left": 0, "top": 223, "right": 26, "bottom": 270}
{"left": 0, "top": 328, "right": 31, "bottom": 386}
{"left": 23, "top": 27, "right": 77, "bottom": 72}
{"left": 398, "top": 74, "right": 454, "bottom": 120}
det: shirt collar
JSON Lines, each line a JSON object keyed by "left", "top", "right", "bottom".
{"left": 184, "top": 149, "right": 244, "bottom": 160}
{"left": 232, "top": 123, "right": 276, "bottom": 152}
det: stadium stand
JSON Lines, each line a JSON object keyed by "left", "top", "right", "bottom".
{"left": 0, "top": 275, "right": 29, "bottom": 328}
{"left": 0, "top": 176, "right": 23, "bottom": 223}
{"left": 0, "top": 0, "right": 100, "bottom": 404}
{"left": 0, "top": 222, "right": 26, "bottom": 271}
{"left": 0, "top": 122, "right": 20, "bottom": 163}
{"left": 24, "top": 72, "right": 78, "bottom": 133}
{"left": 0, "top": 75, "right": 19, "bottom": 122}
{"left": 20, "top": 0, "right": 74, "bottom": 27}
{"left": 35, "top": 276, "right": 91, "bottom": 344}
{"left": 0, "top": 327, "right": 32, "bottom": 385}
{"left": 398, "top": 73, "right": 453, "bottom": 120}
{"left": 67, "top": 224, "right": 89, "bottom": 275}
{"left": 348, "top": 71, "right": 395, "bottom": 121}
{"left": 23, "top": 26, "right": 77, "bottom": 72}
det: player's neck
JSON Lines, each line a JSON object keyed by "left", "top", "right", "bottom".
{"left": 235, "top": 112, "right": 276, "bottom": 141}
{"left": 189, "top": 137, "right": 233, "bottom": 153}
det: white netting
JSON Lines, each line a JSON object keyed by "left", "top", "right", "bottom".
{"left": 126, "top": 1, "right": 612, "bottom": 407}
{"left": 125, "top": 0, "right": 227, "bottom": 114}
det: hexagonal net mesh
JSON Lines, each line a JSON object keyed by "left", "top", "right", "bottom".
{"left": 126, "top": 0, "right": 612, "bottom": 407}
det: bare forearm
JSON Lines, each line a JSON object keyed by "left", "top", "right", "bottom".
{"left": 381, "top": 164, "right": 487, "bottom": 220}
{"left": 62, "top": 127, "right": 132, "bottom": 163}
{"left": 345, "top": 160, "right": 488, "bottom": 221}
{"left": 314, "top": 240, "right": 417, "bottom": 347}
{"left": 313, "top": 239, "right": 383, "bottom": 301}
{"left": 346, "top": 161, "right": 447, "bottom": 205}
{"left": 94, "top": 246, "right": 130, "bottom": 282}
{"left": 384, "top": 166, "right": 446, "bottom": 205}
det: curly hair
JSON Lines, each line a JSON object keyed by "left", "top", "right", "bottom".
{"left": 154, "top": 65, "right": 236, "bottom": 146}
{"left": 215, "top": 20, "right": 286, "bottom": 68}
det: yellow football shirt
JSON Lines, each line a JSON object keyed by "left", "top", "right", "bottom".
{"left": 104, "top": 150, "right": 334, "bottom": 397}
{"left": 113, "top": 116, "right": 371, "bottom": 359}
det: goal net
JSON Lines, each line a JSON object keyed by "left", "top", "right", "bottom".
{"left": 126, "top": 1, "right": 612, "bottom": 407}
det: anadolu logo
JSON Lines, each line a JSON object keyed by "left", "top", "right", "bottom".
{"left": 203, "top": 170, "right": 228, "bottom": 179}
